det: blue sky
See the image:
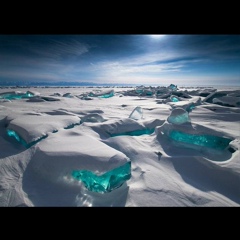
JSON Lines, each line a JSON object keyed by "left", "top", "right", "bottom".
{"left": 0, "top": 34, "right": 239, "bottom": 86}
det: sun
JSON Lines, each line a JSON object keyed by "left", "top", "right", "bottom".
{"left": 149, "top": 34, "right": 165, "bottom": 39}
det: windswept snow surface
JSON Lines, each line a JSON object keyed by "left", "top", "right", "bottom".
{"left": 0, "top": 86, "right": 240, "bottom": 207}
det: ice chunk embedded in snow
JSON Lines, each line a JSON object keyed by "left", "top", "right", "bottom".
{"left": 167, "top": 108, "right": 190, "bottom": 125}
{"left": 170, "top": 95, "right": 179, "bottom": 102}
{"left": 169, "top": 130, "right": 232, "bottom": 150}
{"left": 0, "top": 91, "right": 34, "bottom": 100}
{"left": 168, "top": 84, "right": 178, "bottom": 91}
{"left": 63, "top": 93, "right": 74, "bottom": 98}
{"left": 81, "top": 113, "right": 106, "bottom": 123}
{"left": 88, "top": 89, "right": 114, "bottom": 98}
{"left": 129, "top": 106, "right": 143, "bottom": 120}
{"left": 6, "top": 129, "right": 48, "bottom": 148}
{"left": 72, "top": 161, "right": 131, "bottom": 193}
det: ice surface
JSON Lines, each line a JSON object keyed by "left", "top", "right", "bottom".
{"left": 72, "top": 161, "right": 131, "bottom": 193}
{"left": 0, "top": 86, "right": 240, "bottom": 206}
{"left": 167, "top": 108, "right": 190, "bottom": 125}
{"left": 129, "top": 106, "right": 143, "bottom": 120}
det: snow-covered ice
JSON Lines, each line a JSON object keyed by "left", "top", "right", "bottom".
{"left": 0, "top": 85, "right": 240, "bottom": 207}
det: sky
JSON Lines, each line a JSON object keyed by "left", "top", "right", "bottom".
{"left": 0, "top": 34, "right": 239, "bottom": 86}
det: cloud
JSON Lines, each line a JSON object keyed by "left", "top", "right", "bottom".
{"left": 29, "top": 39, "right": 90, "bottom": 60}
{"left": 0, "top": 35, "right": 239, "bottom": 85}
{"left": 90, "top": 49, "right": 205, "bottom": 79}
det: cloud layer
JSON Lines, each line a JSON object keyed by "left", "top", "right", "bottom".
{"left": 0, "top": 35, "right": 239, "bottom": 85}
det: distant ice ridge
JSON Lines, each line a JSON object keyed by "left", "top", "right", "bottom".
{"left": 121, "top": 84, "right": 179, "bottom": 97}
{"left": 203, "top": 90, "right": 240, "bottom": 107}
{"left": 119, "top": 84, "right": 203, "bottom": 100}
{"left": 88, "top": 89, "right": 114, "bottom": 98}
{"left": 63, "top": 93, "right": 74, "bottom": 98}
{"left": 168, "top": 84, "right": 178, "bottom": 91}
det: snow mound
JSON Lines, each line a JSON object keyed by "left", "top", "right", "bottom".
{"left": 28, "top": 130, "right": 130, "bottom": 181}
{"left": 7, "top": 115, "right": 81, "bottom": 144}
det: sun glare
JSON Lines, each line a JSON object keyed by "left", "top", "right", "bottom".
{"left": 149, "top": 35, "right": 165, "bottom": 39}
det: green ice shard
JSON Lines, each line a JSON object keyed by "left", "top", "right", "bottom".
{"left": 98, "top": 91, "right": 114, "bottom": 98}
{"left": 0, "top": 91, "right": 34, "bottom": 100}
{"left": 186, "top": 103, "right": 195, "bottom": 113}
{"left": 171, "top": 96, "right": 179, "bottom": 102}
{"left": 169, "top": 130, "right": 232, "bottom": 150}
{"left": 7, "top": 129, "right": 28, "bottom": 147}
{"left": 72, "top": 161, "right": 131, "bottom": 193}
{"left": 88, "top": 91, "right": 114, "bottom": 98}
{"left": 7, "top": 129, "right": 47, "bottom": 148}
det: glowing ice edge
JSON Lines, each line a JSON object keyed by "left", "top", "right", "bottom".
{"left": 88, "top": 91, "right": 114, "bottom": 98}
{"left": 171, "top": 96, "right": 179, "bottom": 102}
{"left": 72, "top": 161, "right": 131, "bottom": 193}
{"left": 169, "top": 130, "right": 232, "bottom": 150}
{"left": 0, "top": 92, "right": 34, "bottom": 100}
{"left": 7, "top": 129, "right": 47, "bottom": 148}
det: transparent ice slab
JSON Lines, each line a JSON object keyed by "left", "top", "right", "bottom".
{"left": 72, "top": 161, "right": 131, "bottom": 193}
